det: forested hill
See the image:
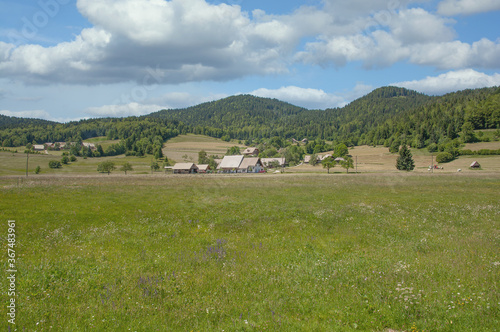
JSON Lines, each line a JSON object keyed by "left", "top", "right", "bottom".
{"left": 148, "top": 94, "right": 308, "bottom": 138}
{"left": 0, "top": 114, "right": 56, "bottom": 129}
{"left": 1, "top": 86, "right": 499, "bottom": 152}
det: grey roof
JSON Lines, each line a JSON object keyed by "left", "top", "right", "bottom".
{"left": 261, "top": 158, "right": 285, "bottom": 166}
{"left": 239, "top": 157, "right": 262, "bottom": 169}
{"left": 243, "top": 147, "right": 258, "bottom": 154}
{"left": 197, "top": 164, "right": 210, "bottom": 171}
{"left": 173, "top": 163, "right": 198, "bottom": 170}
{"left": 218, "top": 155, "right": 244, "bottom": 169}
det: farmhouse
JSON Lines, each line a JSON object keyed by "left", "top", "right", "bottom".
{"left": 304, "top": 155, "right": 321, "bottom": 163}
{"left": 261, "top": 157, "right": 286, "bottom": 168}
{"left": 33, "top": 144, "right": 45, "bottom": 151}
{"left": 242, "top": 147, "right": 259, "bottom": 156}
{"left": 173, "top": 163, "right": 199, "bottom": 174}
{"left": 320, "top": 154, "right": 332, "bottom": 161}
{"left": 218, "top": 155, "right": 244, "bottom": 173}
{"left": 239, "top": 157, "right": 264, "bottom": 173}
{"left": 470, "top": 161, "right": 481, "bottom": 168}
{"left": 82, "top": 142, "right": 96, "bottom": 150}
{"left": 197, "top": 164, "right": 211, "bottom": 173}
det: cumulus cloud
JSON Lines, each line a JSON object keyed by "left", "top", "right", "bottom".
{"left": 0, "top": 0, "right": 305, "bottom": 85}
{"left": 84, "top": 102, "right": 164, "bottom": 117}
{"left": 393, "top": 69, "right": 500, "bottom": 95}
{"left": 437, "top": 0, "right": 500, "bottom": 16}
{"left": 297, "top": 8, "right": 500, "bottom": 69}
{"left": 0, "top": 109, "right": 52, "bottom": 119}
{"left": 249, "top": 84, "right": 373, "bottom": 109}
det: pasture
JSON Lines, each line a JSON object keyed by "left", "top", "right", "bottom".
{"left": 1, "top": 173, "right": 498, "bottom": 331}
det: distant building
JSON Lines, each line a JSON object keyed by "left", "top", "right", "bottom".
{"left": 173, "top": 163, "right": 199, "bottom": 174}
{"left": 33, "top": 145, "right": 45, "bottom": 151}
{"left": 261, "top": 158, "right": 286, "bottom": 168}
{"left": 197, "top": 164, "right": 211, "bottom": 173}
{"left": 470, "top": 161, "right": 481, "bottom": 168}
{"left": 242, "top": 147, "right": 259, "bottom": 156}
{"left": 239, "top": 157, "right": 264, "bottom": 173}
{"left": 82, "top": 142, "right": 96, "bottom": 150}
{"left": 218, "top": 155, "right": 245, "bottom": 173}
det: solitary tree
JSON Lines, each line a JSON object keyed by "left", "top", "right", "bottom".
{"left": 321, "top": 156, "right": 335, "bottom": 173}
{"left": 120, "top": 162, "right": 133, "bottom": 175}
{"left": 198, "top": 150, "right": 209, "bottom": 164}
{"left": 396, "top": 145, "right": 415, "bottom": 171}
{"left": 150, "top": 161, "right": 160, "bottom": 173}
{"left": 340, "top": 156, "right": 354, "bottom": 173}
{"left": 226, "top": 146, "right": 241, "bottom": 156}
{"left": 97, "top": 161, "right": 116, "bottom": 175}
{"left": 334, "top": 143, "right": 348, "bottom": 157}
{"left": 310, "top": 153, "right": 319, "bottom": 166}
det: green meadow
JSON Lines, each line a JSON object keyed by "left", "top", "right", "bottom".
{"left": 1, "top": 173, "right": 499, "bottom": 331}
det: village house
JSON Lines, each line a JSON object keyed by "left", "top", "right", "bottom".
{"left": 238, "top": 157, "right": 264, "bottom": 173}
{"left": 261, "top": 158, "right": 286, "bottom": 168}
{"left": 218, "top": 155, "right": 244, "bottom": 173}
{"left": 82, "top": 142, "right": 96, "bottom": 150}
{"left": 470, "top": 161, "right": 481, "bottom": 168}
{"left": 173, "top": 163, "right": 199, "bottom": 174}
{"left": 242, "top": 147, "right": 259, "bottom": 156}
{"left": 197, "top": 164, "right": 211, "bottom": 173}
{"left": 33, "top": 144, "right": 45, "bottom": 151}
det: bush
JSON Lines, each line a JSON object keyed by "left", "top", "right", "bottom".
{"left": 436, "top": 152, "right": 454, "bottom": 163}
{"left": 49, "top": 160, "right": 62, "bottom": 169}
{"left": 427, "top": 143, "right": 438, "bottom": 153}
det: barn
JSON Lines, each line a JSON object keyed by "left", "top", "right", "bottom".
{"left": 173, "top": 163, "right": 199, "bottom": 174}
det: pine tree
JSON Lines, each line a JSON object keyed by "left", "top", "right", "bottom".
{"left": 396, "top": 145, "right": 415, "bottom": 171}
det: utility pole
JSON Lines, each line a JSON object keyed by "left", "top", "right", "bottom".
{"left": 355, "top": 156, "right": 358, "bottom": 174}
{"left": 431, "top": 154, "right": 434, "bottom": 173}
{"left": 25, "top": 150, "right": 29, "bottom": 177}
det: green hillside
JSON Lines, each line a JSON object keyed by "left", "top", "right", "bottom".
{"left": 1, "top": 86, "right": 499, "bottom": 155}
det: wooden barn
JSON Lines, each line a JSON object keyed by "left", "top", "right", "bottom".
{"left": 173, "top": 163, "right": 199, "bottom": 174}
{"left": 197, "top": 164, "right": 211, "bottom": 173}
{"left": 218, "top": 155, "right": 244, "bottom": 173}
{"left": 239, "top": 157, "right": 264, "bottom": 173}
{"left": 470, "top": 161, "right": 481, "bottom": 168}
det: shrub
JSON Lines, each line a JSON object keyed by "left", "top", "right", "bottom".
{"left": 49, "top": 160, "right": 62, "bottom": 168}
{"left": 436, "top": 152, "right": 454, "bottom": 163}
{"left": 427, "top": 143, "right": 438, "bottom": 153}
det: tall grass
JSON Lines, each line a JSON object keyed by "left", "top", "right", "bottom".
{"left": 1, "top": 174, "right": 498, "bottom": 331}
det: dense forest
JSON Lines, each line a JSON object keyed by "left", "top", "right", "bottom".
{"left": 1, "top": 86, "right": 499, "bottom": 157}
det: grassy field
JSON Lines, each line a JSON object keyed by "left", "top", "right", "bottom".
{"left": 1, "top": 173, "right": 498, "bottom": 331}
{"left": 2, "top": 135, "right": 499, "bottom": 177}
{"left": 162, "top": 134, "right": 246, "bottom": 163}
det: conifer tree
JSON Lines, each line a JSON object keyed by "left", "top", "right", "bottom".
{"left": 396, "top": 145, "right": 415, "bottom": 171}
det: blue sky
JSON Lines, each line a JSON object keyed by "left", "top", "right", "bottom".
{"left": 0, "top": 0, "right": 499, "bottom": 122}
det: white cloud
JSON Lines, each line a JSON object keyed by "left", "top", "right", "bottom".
{"left": 409, "top": 38, "right": 500, "bottom": 69}
{"left": 0, "top": 0, "right": 304, "bottom": 85}
{"left": 437, "top": 0, "right": 500, "bottom": 16}
{"left": 297, "top": 7, "right": 500, "bottom": 70}
{"left": 393, "top": 69, "right": 500, "bottom": 95}
{"left": 249, "top": 84, "right": 373, "bottom": 109}
{"left": 84, "top": 102, "right": 164, "bottom": 117}
{"left": 0, "top": 109, "right": 51, "bottom": 119}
